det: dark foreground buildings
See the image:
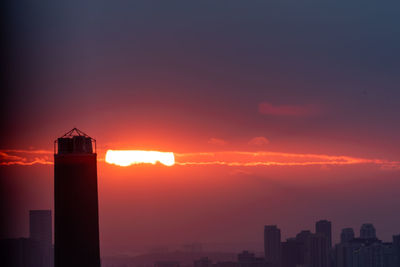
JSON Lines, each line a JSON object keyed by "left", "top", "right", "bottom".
{"left": 54, "top": 128, "right": 100, "bottom": 267}
{"left": 29, "top": 210, "right": 53, "bottom": 267}
{"left": 335, "top": 225, "right": 400, "bottom": 267}
{"left": 264, "top": 225, "right": 281, "bottom": 267}
{"left": 264, "top": 220, "right": 400, "bottom": 267}
{"left": 0, "top": 210, "right": 53, "bottom": 267}
{"left": 316, "top": 220, "right": 332, "bottom": 249}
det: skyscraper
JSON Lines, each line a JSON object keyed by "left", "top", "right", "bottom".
{"left": 54, "top": 128, "right": 100, "bottom": 267}
{"left": 281, "top": 238, "right": 302, "bottom": 267}
{"left": 305, "top": 233, "right": 329, "bottom": 267}
{"left": 296, "top": 230, "right": 312, "bottom": 265}
{"left": 29, "top": 210, "right": 52, "bottom": 246}
{"left": 340, "top": 228, "right": 355, "bottom": 244}
{"left": 360, "top": 224, "right": 376, "bottom": 239}
{"left": 29, "top": 210, "right": 52, "bottom": 267}
{"left": 316, "top": 220, "right": 332, "bottom": 248}
{"left": 393, "top": 235, "right": 400, "bottom": 267}
{"left": 264, "top": 225, "right": 281, "bottom": 267}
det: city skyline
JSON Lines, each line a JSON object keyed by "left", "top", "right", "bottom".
{"left": 7, "top": 210, "right": 399, "bottom": 247}
{"left": 4, "top": 209, "right": 399, "bottom": 267}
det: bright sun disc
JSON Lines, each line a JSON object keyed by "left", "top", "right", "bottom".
{"left": 105, "top": 150, "right": 175, "bottom": 167}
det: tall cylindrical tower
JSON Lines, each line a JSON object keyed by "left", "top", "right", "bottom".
{"left": 54, "top": 128, "right": 100, "bottom": 267}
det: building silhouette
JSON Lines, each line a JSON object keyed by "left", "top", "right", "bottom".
{"left": 335, "top": 228, "right": 357, "bottom": 267}
{"left": 393, "top": 235, "right": 400, "bottom": 267}
{"left": 316, "top": 220, "right": 332, "bottom": 249}
{"left": 281, "top": 238, "right": 302, "bottom": 267}
{"left": 334, "top": 224, "right": 400, "bottom": 267}
{"left": 335, "top": 237, "right": 363, "bottom": 267}
{"left": 340, "top": 228, "right": 355, "bottom": 244}
{"left": 29, "top": 210, "right": 53, "bottom": 267}
{"left": 54, "top": 128, "right": 100, "bottom": 267}
{"left": 295, "top": 230, "right": 313, "bottom": 265}
{"left": 305, "top": 233, "right": 329, "bottom": 267}
{"left": 360, "top": 224, "right": 377, "bottom": 239}
{"left": 264, "top": 225, "right": 281, "bottom": 267}
{"left": 0, "top": 210, "right": 53, "bottom": 267}
{"left": 0, "top": 238, "right": 41, "bottom": 267}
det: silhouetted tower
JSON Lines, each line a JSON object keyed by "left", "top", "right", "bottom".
{"left": 305, "top": 233, "right": 329, "bottom": 267}
{"left": 54, "top": 128, "right": 100, "bottom": 267}
{"left": 316, "top": 220, "right": 332, "bottom": 248}
{"left": 393, "top": 235, "right": 400, "bottom": 267}
{"left": 281, "top": 238, "right": 302, "bottom": 267}
{"left": 30, "top": 210, "right": 52, "bottom": 246}
{"left": 30, "top": 210, "right": 53, "bottom": 267}
{"left": 264, "top": 225, "right": 281, "bottom": 267}
{"left": 360, "top": 223, "right": 376, "bottom": 239}
{"left": 340, "top": 228, "right": 355, "bottom": 243}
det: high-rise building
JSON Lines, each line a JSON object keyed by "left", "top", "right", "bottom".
{"left": 305, "top": 233, "right": 329, "bottom": 267}
{"left": 335, "top": 228, "right": 356, "bottom": 267}
{"left": 0, "top": 238, "right": 41, "bottom": 267}
{"left": 382, "top": 242, "right": 397, "bottom": 267}
{"left": 264, "top": 225, "right": 281, "bottom": 267}
{"left": 54, "top": 128, "right": 100, "bottom": 267}
{"left": 29, "top": 210, "right": 52, "bottom": 267}
{"left": 295, "top": 230, "right": 312, "bottom": 265}
{"left": 352, "top": 241, "right": 385, "bottom": 267}
{"left": 340, "top": 228, "right": 355, "bottom": 244}
{"left": 316, "top": 220, "right": 332, "bottom": 248}
{"left": 360, "top": 224, "right": 376, "bottom": 239}
{"left": 393, "top": 235, "right": 400, "bottom": 267}
{"left": 336, "top": 237, "right": 396, "bottom": 267}
{"left": 281, "top": 238, "right": 302, "bottom": 267}
{"left": 29, "top": 210, "right": 52, "bottom": 245}
{"left": 335, "top": 237, "right": 363, "bottom": 267}
{"left": 394, "top": 234, "right": 400, "bottom": 246}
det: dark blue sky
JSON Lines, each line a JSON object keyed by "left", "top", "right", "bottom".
{"left": 3, "top": 0, "right": 400, "bottom": 157}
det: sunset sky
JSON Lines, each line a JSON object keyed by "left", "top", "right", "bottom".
{"left": 1, "top": 0, "right": 400, "bottom": 257}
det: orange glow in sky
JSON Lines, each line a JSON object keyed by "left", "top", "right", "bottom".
{"left": 105, "top": 150, "right": 175, "bottom": 166}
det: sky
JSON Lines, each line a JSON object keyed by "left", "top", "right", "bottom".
{"left": 1, "top": 0, "right": 400, "bottom": 257}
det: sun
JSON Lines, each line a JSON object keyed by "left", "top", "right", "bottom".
{"left": 105, "top": 150, "right": 175, "bottom": 167}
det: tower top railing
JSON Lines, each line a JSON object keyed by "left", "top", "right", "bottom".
{"left": 54, "top": 128, "right": 96, "bottom": 154}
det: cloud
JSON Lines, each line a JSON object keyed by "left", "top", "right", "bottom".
{"left": 248, "top": 136, "right": 270, "bottom": 146}
{"left": 174, "top": 151, "right": 400, "bottom": 169}
{"left": 208, "top": 138, "right": 227, "bottom": 145}
{"left": 258, "top": 102, "right": 318, "bottom": 116}
{"left": 1, "top": 149, "right": 52, "bottom": 154}
{"left": 0, "top": 151, "right": 25, "bottom": 162}
{"left": 0, "top": 150, "right": 52, "bottom": 166}
{"left": 4, "top": 148, "right": 400, "bottom": 171}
